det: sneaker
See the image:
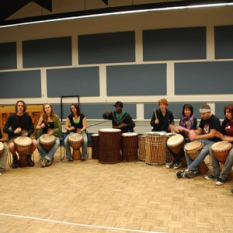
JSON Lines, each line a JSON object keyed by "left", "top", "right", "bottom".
{"left": 173, "top": 162, "right": 182, "bottom": 169}
{"left": 68, "top": 158, "right": 73, "bottom": 162}
{"left": 166, "top": 162, "right": 174, "bottom": 169}
{"left": 205, "top": 174, "right": 219, "bottom": 180}
{"left": 186, "top": 170, "right": 198, "bottom": 179}
{"left": 40, "top": 158, "right": 46, "bottom": 168}
{"left": 231, "top": 186, "right": 233, "bottom": 194}
{"left": 216, "top": 178, "right": 225, "bottom": 186}
{"left": 45, "top": 159, "right": 52, "bottom": 166}
{"left": 176, "top": 170, "right": 188, "bottom": 178}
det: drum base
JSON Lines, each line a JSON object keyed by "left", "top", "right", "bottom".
{"left": 18, "top": 154, "right": 28, "bottom": 167}
{"left": 72, "top": 149, "right": 81, "bottom": 160}
{"left": 198, "top": 161, "right": 209, "bottom": 174}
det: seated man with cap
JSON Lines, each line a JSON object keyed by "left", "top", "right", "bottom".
{"left": 103, "top": 101, "right": 135, "bottom": 133}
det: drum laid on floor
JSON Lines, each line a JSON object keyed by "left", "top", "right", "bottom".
{"left": 121, "top": 132, "right": 138, "bottom": 162}
{"left": 68, "top": 133, "right": 83, "bottom": 160}
{"left": 211, "top": 141, "right": 233, "bottom": 181}
{"left": 138, "top": 134, "right": 146, "bottom": 161}
{"left": 91, "top": 133, "right": 99, "bottom": 159}
{"left": 14, "top": 136, "right": 32, "bottom": 167}
{"left": 167, "top": 134, "right": 186, "bottom": 167}
{"left": 145, "top": 131, "right": 166, "bottom": 165}
{"left": 184, "top": 141, "right": 209, "bottom": 174}
{"left": 98, "top": 128, "right": 122, "bottom": 164}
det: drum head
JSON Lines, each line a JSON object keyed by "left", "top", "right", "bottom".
{"left": 146, "top": 131, "right": 165, "bottom": 136}
{"left": 211, "top": 141, "right": 232, "bottom": 151}
{"left": 99, "top": 128, "right": 121, "bottom": 133}
{"left": 14, "top": 136, "right": 32, "bottom": 146}
{"left": 91, "top": 133, "right": 99, "bottom": 137}
{"left": 122, "top": 132, "right": 138, "bottom": 137}
{"left": 185, "top": 141, "right": 203, "bottom": 151}
{"left": 39, "top": 134, "right": 56, "bottom": 144}
{"left": 69, "top": 133, "right": 83, "bottom": 142}
{"left": 167, "top": 134, "right": 183, "bottom": 146}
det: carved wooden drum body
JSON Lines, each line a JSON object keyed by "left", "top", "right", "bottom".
{"left": 68, "top": 133, "right": 83, "bottom": 160}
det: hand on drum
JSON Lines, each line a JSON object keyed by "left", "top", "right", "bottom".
{"left": 188, "top": 130, "right": 197, "bottom": 141}
{"left": 76, "top": 128, "right": 82, "bottom": 134}
{"left": 155, "top": 119, "right": 159, "bottom": 124}
{"left": 21, "top": 129, "right": 28, "bottom": 136}
{"left": 118, "top": 123, "right": 127, "bottom": 129}
{"left": 40, "top": 123, "right": 46, "bottom": 128}
{"left": 214, "top": 131, "right": 223, "bottom": 139}
{"left": 14, "top": 127, "right": 22, "bottom": 134}
{"left": 47, "top": 128, "right": 54, "bottom": 135}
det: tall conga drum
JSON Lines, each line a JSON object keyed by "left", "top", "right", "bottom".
{"left": 138, "top": 134, "right": 146, "bottom": 161}
{"left": 98, "top": 128, "right": 122, "bottom": 164}
{"left": 167, "top": 134, "right": 186, "bottom": 167}
{"left": 68, "top": 133, "right": 83, "bottom": 160}
{"left": 145, "top": 132, "right": 166, "bottom": 165}
{"left": 14, "top": 136, "right": 32, "bottom": 167}
{"left": 121, "top": 132, "right": 138, "bottom": 162}
{"left": 91, "top": 133, "right": 99, "bottom": 159}
{"left": 211, "top": 141, "right": 233, "bottom": 181}
{"left": 39, "top": 134, "right": 56, "bottom": 152}
{"left": 165, "top": 133, "right": 176, "bottom": 162}
{"left": 184, "top": 141, "right": 209, "bottom": 174}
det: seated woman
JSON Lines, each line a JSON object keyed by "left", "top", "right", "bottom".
{"left": 64, "top": 104, "right": 88, "bottom": 161}
{"left": 205, "top": 104, "right": 233, "bottom": 187}
{"left": 167, "top": 104, "right": 197, "bottom": 169}
{"left": 36, "top": 103, "right": 61, "bottom": 167}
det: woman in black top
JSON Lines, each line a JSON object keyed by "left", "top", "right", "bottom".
{"left": 64, "top": 104, "right": 87, "bottom": 161}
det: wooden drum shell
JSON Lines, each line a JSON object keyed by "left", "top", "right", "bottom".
{"left": 121, "top": 133, "right": 138, "bottom": 162}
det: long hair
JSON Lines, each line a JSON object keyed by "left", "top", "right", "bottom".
{"left": 15, "top": 100, "right": 27, "bottom": 113}
{"left": 70, "top": 103, "right": 81, "bottom": 117}
{"left": 224, "top": 104, "right": 233, "bottom": 118}
{"left": 182, "top": 104, "right": 194, "bottom": 117}
{"left": 42, "top": 103, "right": 55, "bottom": 123}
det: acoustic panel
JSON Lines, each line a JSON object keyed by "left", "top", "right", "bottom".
{"left": 23, "top": 37, "right": 72, "bottom": 68}
{"left": 143, "top": 27, "right": 206, "bottom": 61}
{"left": 46, "top": 67, "right": 99, "bottom": 97}
{"left": 78, "top": 31, "right": 135, "bottom": 64}
{"left": 0, "top": 42, "right": 17, "bottom": 70}
{"left": 107, "top": 64, "right": 166, "bottom": 96}
{"left": 215, "top": 102, "right": 232, "bottom": 120}
{"left": 0, "top": 70, "right": 41, "bottom": 98}
{"left": 215, "top": 25, "right": 233, "bottom": 59}
{"left": 175, "top": 61, "right": 233, "bottom": 94}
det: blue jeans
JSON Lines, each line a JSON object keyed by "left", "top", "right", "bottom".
{"left": 64, "top": 132, "right": 87, "bottom": 160}
{"left": 209, "top": 146, "right": 233, "bottom": 179}
{"left": 185, "top": 139, "right": 215, "bottom": 171}
{"left": 37, "top": 137, "right": 60, "bottom": 161}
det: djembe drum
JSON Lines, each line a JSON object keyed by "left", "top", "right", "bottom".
{"left": 145, "top": 132, "right": 166, "bottom": 165}
{"left": 167, "top": 134, "right": 186, "bottom": 167}
{"left": 138, "top": 134, "right": 146, "bottom": 161}
{"left": 91, "top": 133, "right": 99, "bottom": 159}
{"left": 165, "top": 133, "right": 176, "bottom": 162}
{"left": 98, "top": 128, "right": 122, "bottom": 164}
{"left": 211, "top": 141, "right": 233, "bottom": 180}
{"left": 68, "top": 133, "right": 83, "bottom": 160}
{"left": 14, "top": 136, "right": 32, "bottom": 167}
{"left": 184, "top": 141, "right": 209, "bottom": 174}
{"left": 121, "top": 132, "right": 138, "bottom": 162}
{"left": 39, "top": 134, "right": 56, "bottom": 152}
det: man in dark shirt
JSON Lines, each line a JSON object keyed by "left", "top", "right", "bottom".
{"left": 4, "top": 100, "right": 38, "bottom": 168}
{"left": 103, "top": 101, "right": 135, "bottom": 133}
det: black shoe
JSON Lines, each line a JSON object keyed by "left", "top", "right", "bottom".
{"left": 27, "top": 154, "right": 35, "bottom": 167}
{"left": 11, "top": 156, "right": 18, "bottom": 169}
{"left": 81, "top": 158, "right": 86, "bottom": 161}
{"left": 68, "top": 158, "right": 73, "bottom": 162}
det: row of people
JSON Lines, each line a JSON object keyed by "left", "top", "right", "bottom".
{"left": 1, "top": 99, "right": 233, "bottom": 194}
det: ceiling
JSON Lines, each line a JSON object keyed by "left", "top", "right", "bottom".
{"left": 0, "top": 0, "right": 232, "bottom": 26}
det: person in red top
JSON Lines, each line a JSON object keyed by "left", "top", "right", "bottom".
{"left": 205, "top": 104, "right": 233, "bottom": 187}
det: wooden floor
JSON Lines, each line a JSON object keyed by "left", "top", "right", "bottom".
{"left": 0, "top": 148, "right": 233, "bottom": 233}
